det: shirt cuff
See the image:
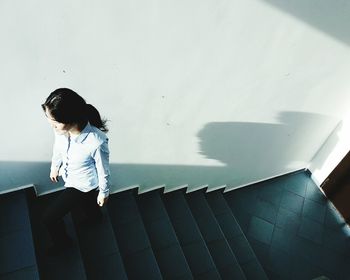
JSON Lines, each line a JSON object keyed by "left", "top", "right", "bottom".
{"left": 98, "top": 189, "right": 109, "bottom": 199}
{"left": 50, "top": 163, "right": 62, "bottom": 172}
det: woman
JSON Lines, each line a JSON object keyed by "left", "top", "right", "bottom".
{"left": 41, "top": 88, "right": 110, "bottom": 254}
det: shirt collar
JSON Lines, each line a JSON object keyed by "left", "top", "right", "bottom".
{"left": 73, "top": 122, "right": 92, "bottom": 143}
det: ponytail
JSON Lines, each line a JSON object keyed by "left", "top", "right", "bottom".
{"left": 86, "top": 104, "right": 109, "bottom": 133}
{"left": 42, "top": 88, "right": 109, "bottom": 133}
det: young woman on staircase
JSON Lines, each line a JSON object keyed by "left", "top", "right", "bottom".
{"left": 41, "top": 88, "right": 110, "bottom": 254}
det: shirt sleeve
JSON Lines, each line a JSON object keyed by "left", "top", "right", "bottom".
{"left": 92, "top": 138, "right": 111, "bottom": 198}
{"left": 51, "top": 133, "right": 63, "bottom": 172}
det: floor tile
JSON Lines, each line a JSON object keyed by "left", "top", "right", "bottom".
{"left": 291, "top": 255, "right": 327, "bottom": 280}
{"left": 290, "top": 236, "right": 323, "bottom": 268}
{"left": 298, "top": 217, "right": 324, "bottom": 244}
{"left": 320, "top": 247, "right": 348, "bottom": 279}
{"left": 253, "top": 199, "right": 278, "bottom": 224}
{"left": 275, "top": 207, "right": 301, "bottom": 234}
{"left": 323, "top": 227, "right": 350, "bottom": 256}
{"left": 258, "top": 181, "right": 284, "bottom": 206}
{"left": 225, "top": 188, "right": 259, "bottom": 215}
{"left": 283, "top": 173, "right": 308, "bottom": 197}
{"left": 305, "top": 181, "right": 327, "bottom": 205}
{"left": 247, "top": 216, "right": 274, "bottom": 245}
{"left": 266, "top": 247, "right": 292, "bottom": 279}
{"left": 302, "top": 199, "right": 326, "bottom": 224}
{"left": 280, "top": 190, "right": 304, "bottom": 215}
{"left": 270, "top": 227, "right": 295, "bottom": 254}
{"left": 324, "top": 204, "right": 345, "bottom": 229}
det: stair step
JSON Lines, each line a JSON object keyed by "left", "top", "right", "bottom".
{"left": 186, "top": 191, "right": 246, "bottom": 280}
{"left": 161, "top": 190, "right": 221, "bottom": 279}
{"left": 71, "top": 207, "right": 128, "bottom": 280}
{"left": 25, "top": 189, "right": 87, "bottom": 280}
{"left": 107, "top": 190, "right": 163, "bottom": 279}
{"left": 0, "top": 265, "right": 39, "bottom": 280}
{"left": 206, "top": 191, "right": 268, "bottom": 280}
{"left": 136, "top": 190, "right": 193, "bottom": 279}
{"left": 0, "top": 190, "right": 38, "bottom": 279}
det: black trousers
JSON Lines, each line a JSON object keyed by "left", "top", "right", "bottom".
{"left": 42, "top": 187, "right": 102, "bottom": 246}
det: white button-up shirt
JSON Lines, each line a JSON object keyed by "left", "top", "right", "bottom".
{"left": 51, "top": 122, "right": 110, "bottom": 198}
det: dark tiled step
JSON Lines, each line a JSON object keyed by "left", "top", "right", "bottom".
{"left": 0, "top": 265, "right": 39, "bottom": 280}
{"left": 206, "top": 191, "right": 268, "bottom": 280}
{"left": 25, "top": 189, "right": 87, "bottom": 280}
{"left": 136, "top": 190, "right": 193, "bottom": 280}
{"left": 161, "top": 190, "right": 221, "bottom": 279}
{"left": 0, "top": 190, "right": 38, "bottom": 278}
{"left": 107, "top": 190, "right": 163, "bottom": 280}
{"left": 71, "top": 207, "right": 128, "bottom": 280}
{"left": 186, "top": 191, "right": 246, "bottom": 280}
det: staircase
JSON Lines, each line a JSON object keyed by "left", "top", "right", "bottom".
{"left": 0, "top": 187, "right": 268, "bottom": 280}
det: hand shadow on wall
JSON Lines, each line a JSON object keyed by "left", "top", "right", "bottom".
{"left": 195, "top": 111, "right": 338, "bottom": 190}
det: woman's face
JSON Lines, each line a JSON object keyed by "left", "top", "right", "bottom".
{"left": 44, "top": 107, "right": 71, "bottom": 134}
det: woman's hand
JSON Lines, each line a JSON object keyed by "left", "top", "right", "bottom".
{"left": 50, "top": 169, "right": 60, "bottom": 183}
{"left": 97, "top": 193, "right": 109, "bottom": 207}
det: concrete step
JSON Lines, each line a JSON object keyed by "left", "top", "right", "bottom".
{"left": 186, "top": 190, "right": 246, "bottom": 280}
{"left": 71, "top": 206, "right": 128, "bottom": 280}
{"left": 0, "top": 189, "right": 39, "bottom": 279}
{"left": 25, "top": 189, "right": 87, "bottom": 280}
{"left": 107, "top": 190, "right": 163, "bottom": 280}
{"left": 161, "top": 190, "right": 221, "bottom": 279}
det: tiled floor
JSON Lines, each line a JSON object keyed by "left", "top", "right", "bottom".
{"left": 225, "top": 171, "right": 350, "bottom": 280}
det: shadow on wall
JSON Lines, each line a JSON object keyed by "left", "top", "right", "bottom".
{"left": 197, "top": 111, "right": 338, "bottom": 190}
{"left": 0, "top": 111, "right": 338, "bottom": 195}
{"left": 262, "top": 0, "right": 350, "bottom": 45}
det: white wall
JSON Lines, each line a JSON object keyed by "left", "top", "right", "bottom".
{"left": 309, "top": 115, "right": 350, "bottom": 187}
{"left": 1, "top": 0, "right": 350, "bottom": 194}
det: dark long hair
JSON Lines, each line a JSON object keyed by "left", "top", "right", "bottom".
{"left": 41, "top": 88, "right": 108, "bottom": 132}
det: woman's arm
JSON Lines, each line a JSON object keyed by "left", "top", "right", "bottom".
{"left": 93, "top": 138, "right": 111, "bottom": 206}
{"left": 50, "top": 134, "right": 62, "bottom": 183}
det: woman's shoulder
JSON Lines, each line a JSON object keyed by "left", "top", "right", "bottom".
{"left": 88, "top": 125, "right": 109, "bottom": 145}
